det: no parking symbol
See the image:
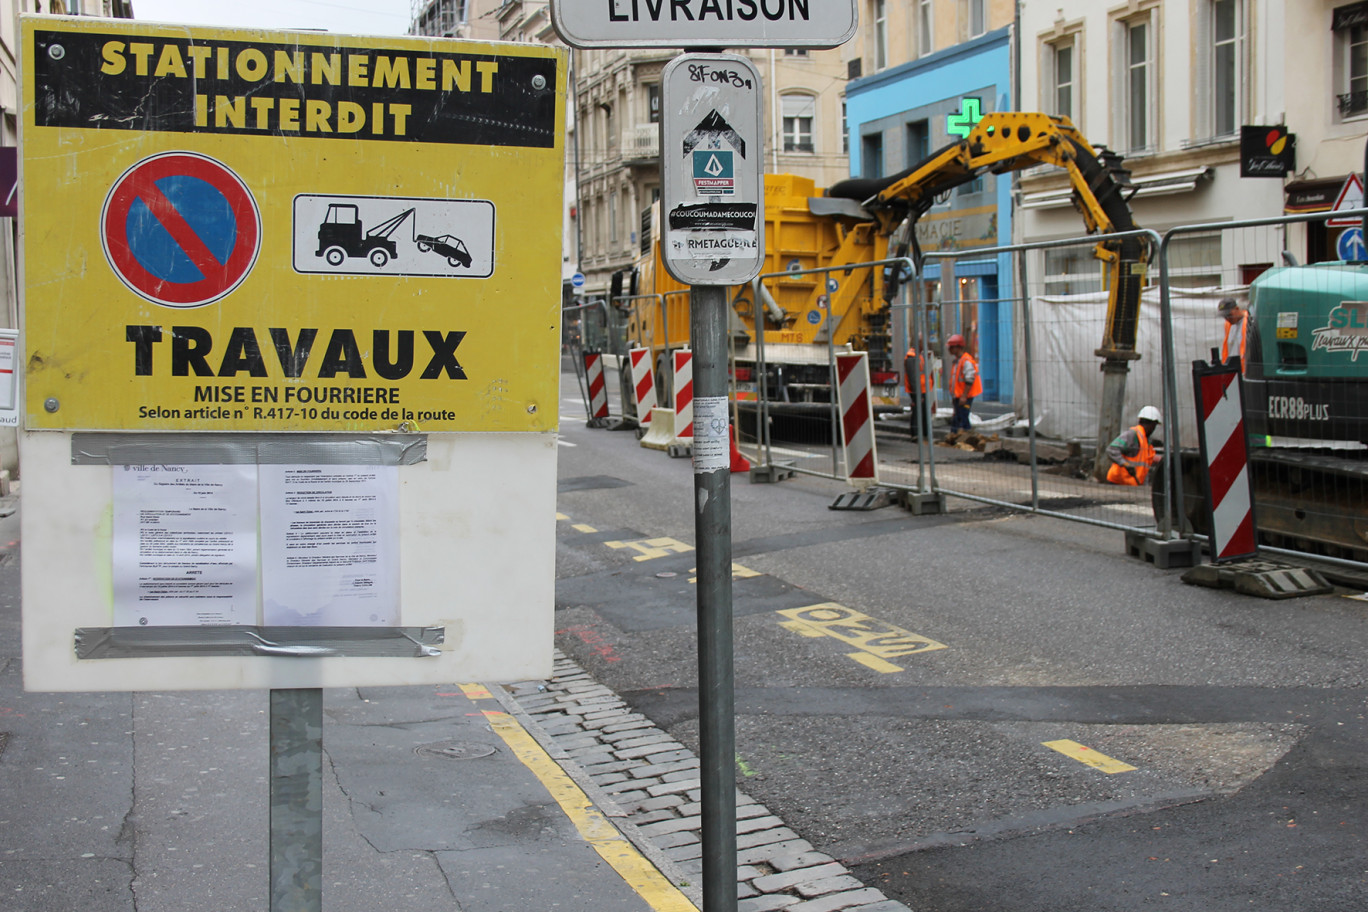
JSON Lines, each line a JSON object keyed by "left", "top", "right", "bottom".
{"left": 101, "top": 152, "right": 260, "bottom": 308}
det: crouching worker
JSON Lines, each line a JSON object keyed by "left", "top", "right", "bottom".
{"left": 1106, "top": 406, "right": 1162, "bottom": 486}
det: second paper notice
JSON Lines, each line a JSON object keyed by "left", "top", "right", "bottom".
{"left": 260, "top": 465, "right": 400, "bottom": 626}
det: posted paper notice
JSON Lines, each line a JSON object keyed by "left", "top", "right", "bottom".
{"left": 112, "top": 464, "right": 259, "bottom": 626}
{"left": 260, "top": 465, "right": 399, "bottom": 626}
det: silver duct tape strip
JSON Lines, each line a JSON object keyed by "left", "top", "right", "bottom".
{"left": 74, "top": 626, "right": 445, "bottom": 659}
{"left": 71, "top": 433, "right": 428, "bottom": 466}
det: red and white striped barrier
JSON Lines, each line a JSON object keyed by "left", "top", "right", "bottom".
{"left": 628, "top": 348, "right": 657, "bottom": 428}
{"left": 1193, "top": 360, "right": 1257, "bottom": 562}
{"left": 836, "top": 352, "right": 877, "bottom": 482}
{"left": 673, "top": 349, "right": 694, "bottom": 441}
{"left": 584, "top": 351, "right": 608, "bottom": 425}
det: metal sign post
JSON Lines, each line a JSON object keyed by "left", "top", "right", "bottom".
{"left": 662, "top": 52, "right": 764, "bottom": 912}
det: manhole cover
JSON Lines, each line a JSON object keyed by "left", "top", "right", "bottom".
{"left": 415, "top": 740, "right": 496, "bottom": 761}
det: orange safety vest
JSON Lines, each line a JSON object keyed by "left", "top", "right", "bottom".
{"left": 951, "top": 352, "right": 982, "bottom": 399}
{"left": 1221, "top": 311, "right": 1248, "bottom": 372}
{"left": 904, "top": 348, "right": 933, "bottom": 395}
{"left": 1106, "top": 424, "right": 1155, "bottom": 486}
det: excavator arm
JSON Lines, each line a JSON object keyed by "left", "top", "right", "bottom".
{"left": 827, "top": 112, "right": 1149, "bottom": 477}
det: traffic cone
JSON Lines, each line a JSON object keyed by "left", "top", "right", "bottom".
{"left": 730, "top": 427, "right": 751, "bottom": 473}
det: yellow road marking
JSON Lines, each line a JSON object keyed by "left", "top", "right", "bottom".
{"left": 573, "top": 523, "right": 598, "bottom": 533}
{"left": 776, "top": 603, "right": 946, "bottom": 669}
{"left": 688, "top": 562, "right": 762, "bottom": 583}
{"left": 458, "top": 682, "right": 495, "bottom": 700}
{"left": 1043, "top": 739, "right": 1137, "bottom": 774}
{"left": 480, "top": 708, "right": 698, "bottom": 912}
{"left": 604, "top": 537, "right": 695, "bottom": 561}
{"left": 779, "top": 619, "right": 826, "bottom": 638}
{"left": 556, "top": 512, "right": 570, "bottom": 521}
{"left": 847, "top": 652, "right": 903, "bottom": 673}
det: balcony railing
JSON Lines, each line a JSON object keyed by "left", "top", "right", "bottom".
{"left": 621, "top": 124, "right": 660, "bottom": 160}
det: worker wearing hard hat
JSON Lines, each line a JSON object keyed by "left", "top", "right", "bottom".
{"left": 947, "top": 334, "right": 981, "bottom": 432}
{"left": 904, "top": 340, "right": 934, "bottom": 440}
{"left": 1218, "top": 297, "right": 1248, "bottom": 374}
{"left": 1106, "top": 406, "right": 1162, "bottom": 486}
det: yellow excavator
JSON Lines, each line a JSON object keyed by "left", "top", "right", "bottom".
{"left": 625, "top": 112, "right": 1148, "bottom": 473}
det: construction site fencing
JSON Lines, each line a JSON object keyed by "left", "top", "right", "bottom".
{"left": 563, "top": 298, "right": 632, "bottom": 426}
{"left": 1158, "top": 208, "right": 1368, "bottom": 570}
{"left": 741, "top": 232, "right": 1181, "bottom": 539}
{"left": 743, "top": 257, "right": 915, "bottom": 483}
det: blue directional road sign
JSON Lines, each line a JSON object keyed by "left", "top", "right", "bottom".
{"left": 1338, "top": 226, "right": 1367, "bottom": 262}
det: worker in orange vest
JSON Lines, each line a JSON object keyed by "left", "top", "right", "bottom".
{"left": 1105, "top": 406, "right": 1162, "bottom": 485}
{"left": 1218, "top": 297, "right": 1248, "bottom": 374}
{"left": 947, "top": 334, "right": 981, "bottom": 432}
{"left": 904, "top": 340, "right": 934, "bottom": 440}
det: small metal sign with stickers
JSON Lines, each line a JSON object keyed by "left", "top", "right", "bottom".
{"left": 660, "top": 53, "right": 765, "bottom": 286}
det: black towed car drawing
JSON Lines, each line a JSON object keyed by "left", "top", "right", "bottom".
{"left": 416, "top": 233, "right": 473, "bottom": 268}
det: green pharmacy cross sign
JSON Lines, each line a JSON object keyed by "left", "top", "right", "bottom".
{"left": 947, "top": 98, "right": 983, "bottom": 139}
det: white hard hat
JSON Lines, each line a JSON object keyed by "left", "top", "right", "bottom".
{"left": 1138, "top": 406, "right": 1162, "bottom": 423}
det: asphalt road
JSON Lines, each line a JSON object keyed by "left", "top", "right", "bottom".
{"left": 552, "top": 381, "right": 1368, "bottom": 911}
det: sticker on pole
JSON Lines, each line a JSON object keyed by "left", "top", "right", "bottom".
{"left": 101, "top": 152, "right": 261, "bottom": 308}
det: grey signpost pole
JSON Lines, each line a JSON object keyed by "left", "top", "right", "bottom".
{"left": 660, "top": 52, "right": 766, "bottom": 912}
{"left": 270, "top": 687, "right": 324, "bottom": 912}
{"left": 691, "top": 282, "right": 736, "bottom": 911}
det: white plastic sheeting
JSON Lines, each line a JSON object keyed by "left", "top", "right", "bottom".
{"left": 1016, "top": 285, "right": 1250, "bottom": 449}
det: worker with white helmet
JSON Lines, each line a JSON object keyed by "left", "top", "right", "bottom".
{"left": 1106, "top": 406, "right": 1162, "bottom": 485}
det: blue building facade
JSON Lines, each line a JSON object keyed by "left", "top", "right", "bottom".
{"left": 845, "top": 28, "right": 1014, "bottom": 403}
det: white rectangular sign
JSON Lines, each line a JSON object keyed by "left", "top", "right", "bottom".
{"left": 551, "top": 0, "right": 857, "bottom": 48}
{"left": 661, "top": 53, "right": 765, "bottom": 286}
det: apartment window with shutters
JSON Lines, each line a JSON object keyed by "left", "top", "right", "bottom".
{"left": 781, "top": 94, "right": 816, "bottom": 153}
{"left": 1049, "top": 39, "right": 1076, "bottom": 122}
{"left": 1335, "top": 2, "right": 1368, "bottom": 118}
{"left": 872, "top": 0, "right": 888, "bottom": 71}
{"left": 968, "top": 0, "right": 986, "bottom": 38}
{"left": 1204, "top": 0, "right": 1244, "bottom": 137}
{"left": 1117, "top": 12, "right": 1157, "bottom": 154}
{"left": 917, "top": 0, "right": 933, "bottom": 57}
{"left": 841, "top": 100, "right": 849, "bottom": 154}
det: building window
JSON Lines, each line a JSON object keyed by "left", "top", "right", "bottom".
{"left": 609, "top": 191, "right": 619, "bottom": 246}
{"left": 968, "top": 0, "right": 986, "bottom": 38}
{"left": 841, "top": 100, "right": 849, "bottom": 154}
{"left": 906, "top": 119, "right": 929, "bottom": 168}
{"left": 1043, "top": 247, "right": 1103, "bottom": 296}
{"left": 1167, "top": 233, "right": 1225, "bottom": 288}
{"left": 917, "top": 0, "right": 933, "bottom": 56}
{"left": 1048, "top": 38, "right": 1076, "bottom": 122}
{"left": 1207, "top": 0, "right": 1243, "bottom": 137}
{"left": 781, "top": 94, "right": 816, "bottom": 153}
{"left": 1336, "top": 2, "right": 1368, "bottom": 117}
{"left": 1119, "top": 13, "right": 1155, "bottom": 153}
{"left": 784, "top": 48, "right": 809, "bottom": 56}
{"left": 862, "top": 132, "right": 884, "bottom": 179}
{"left": 647, "top": 84, "right": 660, "bottom": 124}
{"left": 872, "top": 0, "right": 888, "bottom": 70}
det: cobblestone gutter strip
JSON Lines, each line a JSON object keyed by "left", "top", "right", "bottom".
{"left": 493, "top": 651, "right": 913, "bottom": 912}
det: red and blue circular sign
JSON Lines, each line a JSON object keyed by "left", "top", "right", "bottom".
{"left": 101, "top": 152, "right": 260, "bottom": 308}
